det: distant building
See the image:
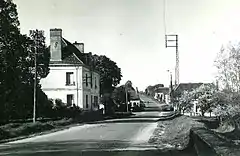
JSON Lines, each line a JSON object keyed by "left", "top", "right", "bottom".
{"left": 172, "top": 82, "right": 215, "bottom": 116}
{"left": 128, "top": 88, "right": 141, "bottom": 108}
{"left": 40, "top": 28, "right": 100, "bottom": 110}
{"left": 154, "top": 87, "right": 169, "bottom": 103}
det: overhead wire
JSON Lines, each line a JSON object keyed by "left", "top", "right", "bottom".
{"left": 163, "top": 0, "right": 167, "bottom": 35}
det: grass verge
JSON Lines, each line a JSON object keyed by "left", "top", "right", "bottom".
{"left": 0, "top": 118, "right": 75, "bottom": 142}
{"left": 148, "top": 115, "right": 205, "bottom": 150}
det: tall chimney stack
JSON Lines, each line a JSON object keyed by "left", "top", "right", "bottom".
{"left": 50, "top": 28, "right": 62, "bottom": 61}
{"left": 73, "top": 41, "right": 84, "bottom": 53}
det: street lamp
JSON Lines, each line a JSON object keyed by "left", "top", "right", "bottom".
{"left": 167, "top": 70, "right": 173, "bottom": 104}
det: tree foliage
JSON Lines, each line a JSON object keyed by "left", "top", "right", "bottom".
{"left": 112, "top": 85, "right": 131, "bottom": 105}
{"left": 178, "top": 84, "right": 218, "bottom": 116}
{"left": 0, "top": 0, "right": 50, "bottom": 121}
{"left": 213, "top": 91, "right": 240, "bottom": 118}
{"left": 191, "top": 84, "right": 218, "bottom": 116}
{"left": 215, "top": 42, "right": 240, "bottom": 92}
{"left": 178, "top": 90, "right": 194, "bottom": 113}
{"left": 84, "top": 53, "right": 122, "bottom": 94}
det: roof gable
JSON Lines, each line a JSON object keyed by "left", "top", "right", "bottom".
{"left": 62, "top": 53, "right": 83, "bottom": 64}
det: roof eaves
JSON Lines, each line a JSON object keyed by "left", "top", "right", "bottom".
{"left": 72, "top": 53, "right": 84, "bottom": 64}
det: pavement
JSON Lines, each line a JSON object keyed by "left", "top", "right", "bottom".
{"left": 0, "top": 94, "right": 191, "bottom": 156}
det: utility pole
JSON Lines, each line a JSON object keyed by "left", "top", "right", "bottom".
{"left": 30, "top": 30, "right": 40, "bottom": 123}
{"left": 125, "top": 88, "right": 128, "bottom": 113}
{"left": 165, "top": 34, "right": 179, "bottom": 86}
{"left": 33, "top": 45, "right": 37, "bottom": 123}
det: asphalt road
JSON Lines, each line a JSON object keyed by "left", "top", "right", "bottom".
{"left": 0, "top": 95, "right": 195, "bottom": 156}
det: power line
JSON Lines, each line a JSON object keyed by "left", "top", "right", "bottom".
{"left": 163, "top": 0, "right": 167, "bottom": 35}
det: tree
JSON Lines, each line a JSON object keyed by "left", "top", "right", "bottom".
{"left": 215, "top": 42, "right": 240, "bottom": 92}
{"left": 0, "top": 0, "right": 29, "bottom": 120}
{"left": 83, "top": 53, "right": 122, "bottom": 114}
{"left": 0, "top": 0, "right": 50, "bottom": 120}
{"left": 111, "top": 85, "right": 132, "bottom": 112}
{"left": 213, "top": 90, "right": 240, "bottom": 119}
{"left": 29, "top": 29, "right": 50, "bottom": 80}
{"left": 191, "top": 84, "right": 218, "bottom": 116}
{"left": 178, "top": 90, "right": 194, "bottom": 114}
{"left": 84, "top": 53, "right": 122, "bottom": 94}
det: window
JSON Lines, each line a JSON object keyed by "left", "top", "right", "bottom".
{"left": 91, "top": 95, "right": 93, "bottom": 108}
{"left": 86, "top": 95, "right": 88, "bottom": 108}
{"left": 67, "top": 94, "right": 74, "bottom": 106}
{"left": 95, "top": 77, "right": 97, "bottom": 89}
{"left": 66, "top": 72, "right": 74, "bottom": 86}
{"left": 85, "top": 73, "right": 88, "bottom": 87}
{"left": 91, "top": 95, "right": 93, "bottom": 104}
{"left": 94, "top": 96, "right": 98, "bottom": 106}
{"left": 90, "top": 74, "right": 93, "bottom": 88}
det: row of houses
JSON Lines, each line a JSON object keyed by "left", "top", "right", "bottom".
{"left": 40, "top": 28, "right": 100, "bottom": 111}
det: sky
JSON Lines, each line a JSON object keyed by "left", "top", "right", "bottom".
{"left": 13, "top": 0, "right": 240, "bottom": 91}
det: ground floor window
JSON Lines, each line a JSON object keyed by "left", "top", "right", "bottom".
{"left": 86, "top": 94, "right": 89, "bottom": 108}
{"left": 94, "top": 96, "right": 98, "bottom": 106}
{"left": 67, "top": 94, "right": 74, "bottom": 106}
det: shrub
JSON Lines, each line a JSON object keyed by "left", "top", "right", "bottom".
{"left": 0, "top": 128, "right": 10, "bottom": 140}
{"left": 12, "top": 122, "right": 55, "bottom": 136}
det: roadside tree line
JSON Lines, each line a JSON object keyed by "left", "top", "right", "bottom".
{"left": 176, "top": 41, "right": 240, "bottom": 123}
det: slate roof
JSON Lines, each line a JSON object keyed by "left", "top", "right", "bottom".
{"left": 155, "top": 87, "right": 169, "bottom": 94}
{"left": 174, "top": 83, "right": 204, "bottom": 93}
{"left": 50, "top": 37, "right": 86, "bottom": 65}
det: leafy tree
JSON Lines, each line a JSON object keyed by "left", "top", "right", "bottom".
{"left": 83, "top": 53, "right": 122, "bottom": 114}
{"left": 178, "top": 90, "right": 194, "bottom": 114}
{"left": 191, "top": 84, "right": 218, "bottom": 116}
{"left": 112, "top": 85, "right": 131, "bottom": 105}
{"left": 29, "top": 29, "right": 50, "bottom": 80}
{"left": 213, "top": 91, "right": 240, "bottom": 119}
{"left": 88, "top": 54, "right": 122, "bottom": 94}
{"left": 215, "top": 42, "right": 240, "bottom": 92}
{"left": 0, "top": 0, "right": 50, "bottom": 120}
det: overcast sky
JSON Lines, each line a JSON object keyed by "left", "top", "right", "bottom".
{"left": 13, "top": 0, "right": 240, "bottom": 91}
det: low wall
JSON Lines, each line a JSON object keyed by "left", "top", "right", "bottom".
{"left": 190, "top": 127, "right": 240, "bottom": 156}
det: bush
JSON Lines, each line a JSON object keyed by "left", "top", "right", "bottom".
{"left": 0, "top": 128, "right": 10, "bottom": 140}
{"left": 11, "top": 122, "right": 55, "bottom": 136}
{"left": 47, "top": 118, "right": 74, "bottom": 127}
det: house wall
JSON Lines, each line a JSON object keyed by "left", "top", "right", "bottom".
{"left": 82, "top": 66, "right": 100, "bottom": 110}
{"left": 40, "top": 65, "right": 84, "bottom": 108}
{"left": 130, "top": 100, "right": 140, "bottom": 107}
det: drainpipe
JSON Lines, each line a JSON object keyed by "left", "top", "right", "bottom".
{"left": 76, "top": 66, "right": 79, "bottom": 107}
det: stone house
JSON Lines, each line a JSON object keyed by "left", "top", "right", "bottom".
{"left": 40, "top": 28, "right": 100, "bottom": 110}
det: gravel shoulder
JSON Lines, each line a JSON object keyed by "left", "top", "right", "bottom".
{"left": 148, "top": 115, "right": 205, "bottom": 150}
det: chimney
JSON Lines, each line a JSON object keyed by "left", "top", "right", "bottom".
{"left": 50, "top": 28, "right": 62, "bottom": 61}
{"left": 73, "top": 41, "right": 84, "bottom": 53}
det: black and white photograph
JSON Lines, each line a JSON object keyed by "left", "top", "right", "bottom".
{"left": 0, "top": 0, "right": 240, "bottom": 155}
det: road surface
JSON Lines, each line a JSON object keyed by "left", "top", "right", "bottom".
{"left": 0, "top": 95, "right": 195, "bottom": 156}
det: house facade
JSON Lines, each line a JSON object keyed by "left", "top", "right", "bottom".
{"left": 153, "top": 87, "right": 170, "bottom": 103}
{"left": 40, "top": 28, "right": 100, "bottom": 110}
